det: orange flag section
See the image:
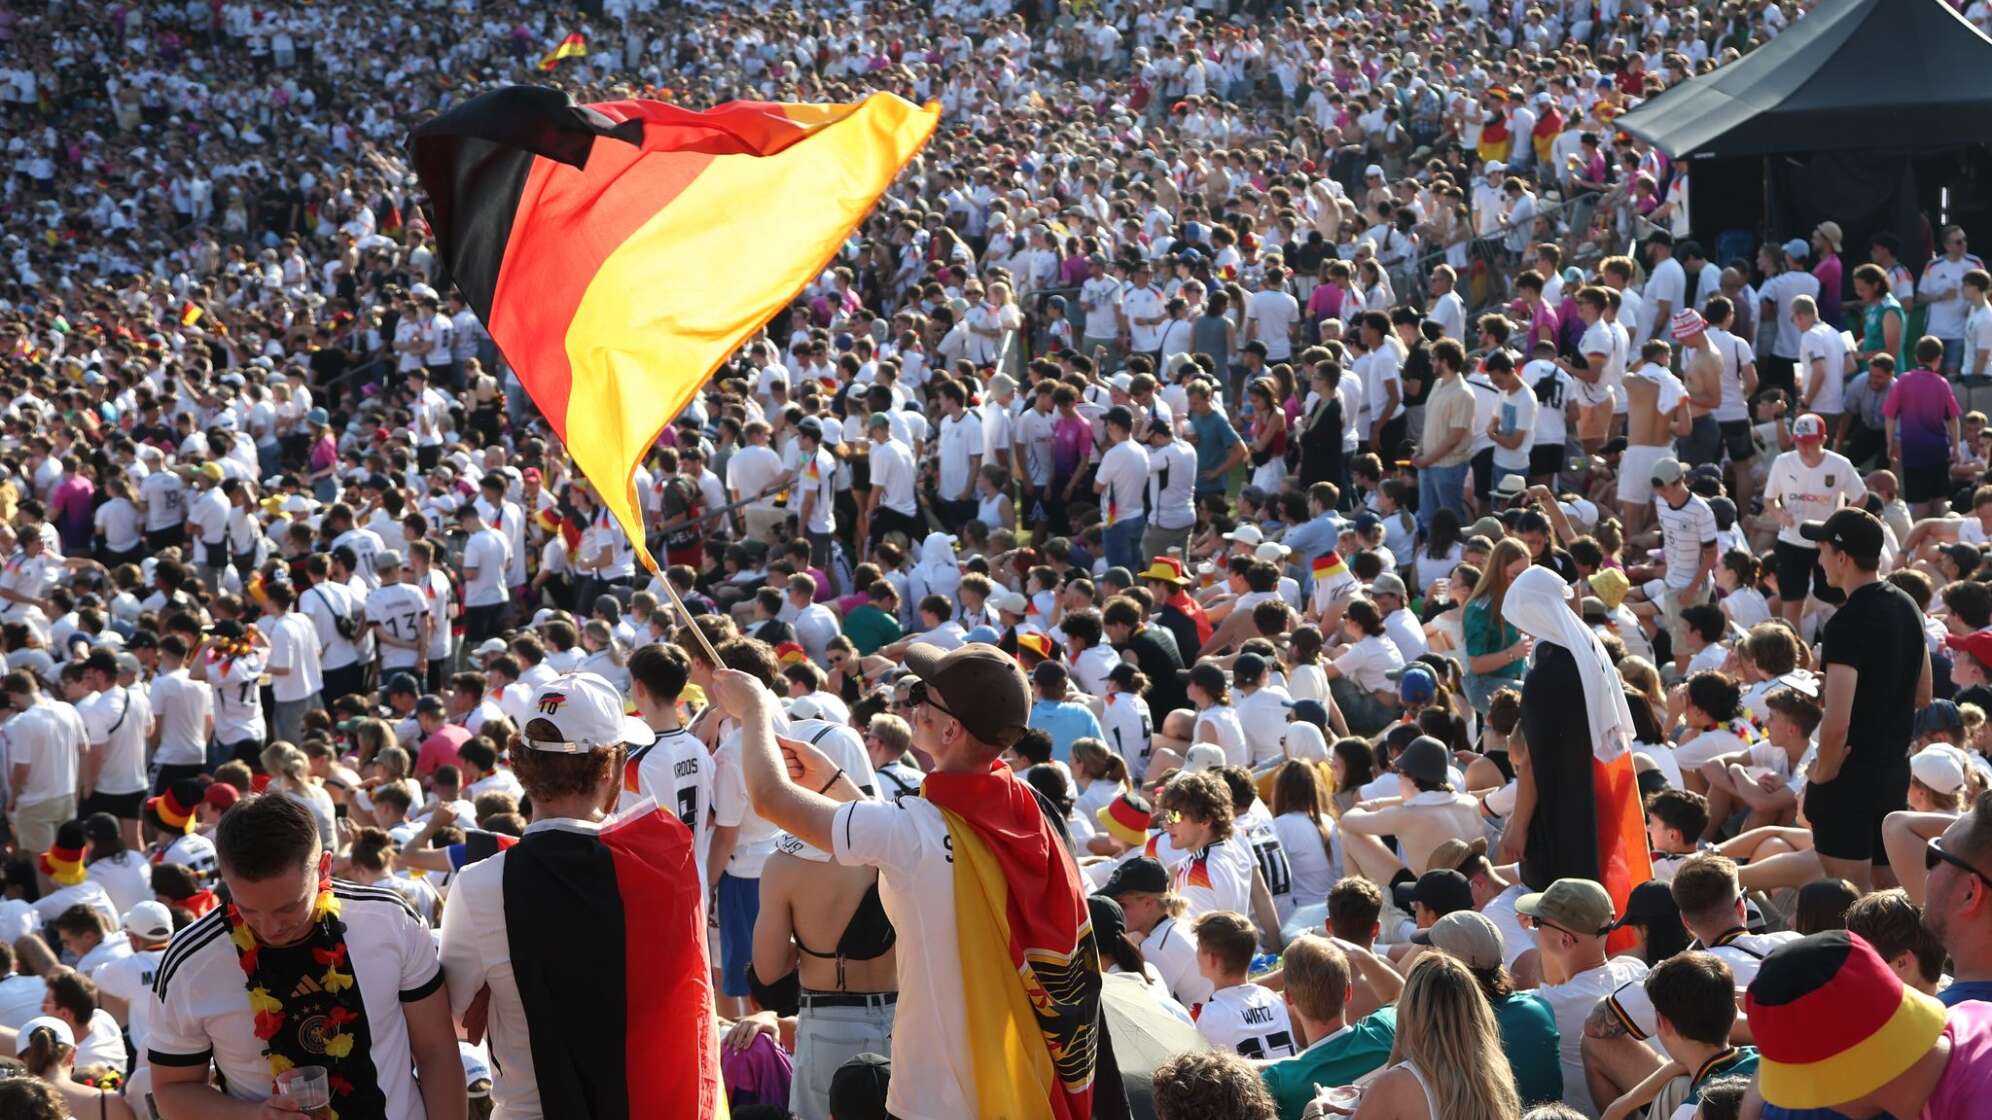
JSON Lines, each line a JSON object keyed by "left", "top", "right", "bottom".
{"left": 488, "top": 94, "right": 937, "bottom": 572}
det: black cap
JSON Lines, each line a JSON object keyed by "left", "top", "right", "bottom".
{"left": 1396, "top": 736, "right": 1451, "bottom": 786}
{"left": 1392, "top": 868, "right": 1475, "bottom": 916}
{"left": 415, "top": 694, "right": 447, "bottom": 716}
{"left": 1103, "top": 405, "right": 1136, "bottom": 431}
{"left": 1178, "top": 661, "right": 1228, "bottom": 698}
{"left": 210, "top": 619, "right": 245, "bottom": 640}
{"left": 827, "top": 1053, "right": 892, "bottom": 1120}
{"left": 83, "top": 650, "right": 119, "bottom": 677}
{"left": 1098, "top": 856, "right": 1171, "bottom": 898}
{"left": 1799, "top": 508, "right": 1884, "bottom": 564}
{"left": 1610, "top": 879, "right": 1682, "bottom": 931}
{"left": 384, "top": 672, "right": 420, "bottom": 697}
{"left": 797, "top": 417, "right": 825, "bottom": 440}
{"left": 1233, "top": 651, "right": 1268, "bottom": 685}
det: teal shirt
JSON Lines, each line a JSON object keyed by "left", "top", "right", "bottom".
{"left": 1491, "top": 991, "right": 1563, "bottom": 1107}
{"left": 1464, "top": 597, "right": 1523, "bottom": 681}
{"left": 1685, "top": 1047, "right": 1759, "bottom": 1106}
{"left": 1261, "top": 1007, "right": 1397, "bottom": 1120}
{"left": 839, "top": 604, "right": 902, "bottom": 656}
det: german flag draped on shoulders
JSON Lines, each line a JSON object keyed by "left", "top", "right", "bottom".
{"left": 924, "top": 760, "right": 1120, "bottom": 1120}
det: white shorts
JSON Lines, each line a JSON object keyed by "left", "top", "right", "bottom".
{"left": 1617, "top": 444, "right": 1671, "bottom": 505}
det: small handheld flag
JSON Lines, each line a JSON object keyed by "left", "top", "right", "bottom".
{"left": 178, "top": 301, "right": 203, "bottom": 326}
{"left": 537, "top": 33, "right": 587, "bottom": 72}
{"left": 1311, "top": 552, "right": 1347, "bottom": 579}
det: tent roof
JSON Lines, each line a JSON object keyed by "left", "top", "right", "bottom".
{"left": 1618, "top": 0, "right": 1992, "bottom": 159}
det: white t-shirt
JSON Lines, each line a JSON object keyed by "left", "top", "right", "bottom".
{"left": 86, "top": 851, "right": 153, "bottom": 917}
{"left": 1492, "top": 384, "right": 1539, "bottom": 471}
{"left": 1193, "top": 705, "right": 1250, "bottom": 769}
{"left": 618, "top": 726, "right": 715, "bottom": 892}
{"left": 79, "top": 686, "right": 151, "bottom": 796}
{"left": 92, "top": 946, "right": 164, "bottom": 1053}
{"left": 302, "top": 580, "right": 363, "bottom": 671}
{"left": 263, "top": 611, "right": 323, "bottom": 703}
{"left": 1539, "top": 956, "right": 1651, "bottom": 1118}
{"left": 5, "top": 697, "right": 85, "bottom": 807}
{"left": 937, "top": 410, "right": 985, "bottom": 501}
{"left": 1235, "top": 686, "right": 1294, "bottom": 769}
{"left": 1763, "top": 449, "right": 1863, "bottom": 547}
{"left": 207, "top": 649, "right": 266, "bottom": 745}
{"left": 1332, "top": 634, "right": 1404, "bottom": 693}
{"left": 868, "top": 439, "right": 919, "bottom": 516}
{"left": 1141, "top": 913, "right": 1212, "bottom": 1008}
{"left": 148, "top": 884, "right": 443, "bottom": 1113}
{"left": 1643, "top": 258, "right": 1687, "bottom": 341}
{"left": 1796, "top": 321, "right": 1850, "bottom": 413}
{"left": 1100, "top": 692, "right": 1153, "bottom": 776}
{"left": 1196, "top": 982, "right": 1298, "bottom": 1059}
{"left": 1098, "top": 439, "right": 1150, "bottom": 527}
{"left": 151, "top": 665, "right": 212, "bottom": 761}
{"left": 712, "top": 727, "right": 780, "bottom": 879}
{"left": 1271, "top": 812, "right": 1337, "bottom": 906}
{"left": 365, "top": 582, "right": 431, "bottom": 672}
{"left": 1238, "top": 806, "right": 1295, "bottom": 922}
{"left": 832, "top": 796, "right": 977, "bottom": 1120}
{"left": 1173, "top": 840, "right": 1255, "bottom": 920}
{"left": 462, "top": 526, "right": 511, "bottom": 607}
{"left": 1246, "top": 289, "right": 1301, "bottom": 361}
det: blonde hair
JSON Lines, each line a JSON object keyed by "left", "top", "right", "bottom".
{"left": 1392, "top": 954, "right": 1521, "bottom": 1120}
{"left": 583, "top": 619, "right": 626, "bottom": 666}
{"left": 260, "top": 741, "right": 312, "bottom": 790}
{"left": 1617, "top": 656, "right": 1667, "bottom": 734}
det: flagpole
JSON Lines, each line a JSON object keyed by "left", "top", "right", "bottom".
{"left": 636, "top": 542, "right": 725, "bottom": 668}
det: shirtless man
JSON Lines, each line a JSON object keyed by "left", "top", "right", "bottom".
{"left": 1672, "top": 309, "right": 1726, "bottom": 475}
{"left": 1617, "top": 338, "right": 1693, "bottom": 540}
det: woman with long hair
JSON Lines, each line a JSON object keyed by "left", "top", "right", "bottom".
{"left": 1246, "top": 378, "right": 1290, "bottom": 493}
{"left": 1069, "top": 737, "right": 1131, "bottom": 822}
{"left": 1329, "top": 736, "right": 1378, "bottom": 817}
{"left": 1353, "top": 954, "right": 1519, "bottom": 1120}
{"left": 1423, "top": 561, "right": 1479, "bottom": 656}
{"left": 1099, "top": 662, "right": 1155, "bottom": 781}
{"left": 1415, "top": 509, "right": 1466, "bottom": 597}
{"left": 16, "top": 1018, "right": 136, "bottom": 1120}
{"left": 578, "top": 619, "right": 629, "bottom": 693}
{"left": 1462, "top": 538, "right": 1533, "bottom": 713}
{"left": 1285, "top": 625, "right": 1330, "bottom": 705}
{"left": 1269, "top": 761, "right": 1339, "bottom": 907}
{"left": 261, "top": 741, "right": 335, "bottom": 849}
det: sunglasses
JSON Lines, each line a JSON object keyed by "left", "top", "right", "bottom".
{"left": 908, "top": 679, "right": 958, "bottom": 720}
{"left": 1926, "top": 840, "right": 1992, "bottom": 887}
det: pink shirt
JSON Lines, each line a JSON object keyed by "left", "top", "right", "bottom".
{"left": 415, "top": 724, "right": 474, "bottom": 780}
{"left": 1926, "top": 1000, "right": 1992, "bottom": 1119}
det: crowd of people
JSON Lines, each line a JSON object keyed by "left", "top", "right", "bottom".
{"left": 6, "top": 0, "right": 1992, "bottom": 1118}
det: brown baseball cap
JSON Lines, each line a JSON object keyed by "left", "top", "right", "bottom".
{"left": 903, "top": 642, "right": 1032, "bottom": 748}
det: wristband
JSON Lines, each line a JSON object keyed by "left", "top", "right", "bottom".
{"left": 817, "top": 767, "right": 845, "bottom": 795}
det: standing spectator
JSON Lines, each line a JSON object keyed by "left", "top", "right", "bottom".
{"left": 1921, "top": 224, "right": 1982, "bottom": 377}
{"left": 1884, "top": 337, "right": 1965, "bottom": 518}
{"left": 1813, "top": 221, "right": 1846, "bottom": 327}
{"left": 1801, "top": 509, "right": 1931, "bottom": 891}
{"left": 1758, "top": 239, "right": 1822, "bottom": 401}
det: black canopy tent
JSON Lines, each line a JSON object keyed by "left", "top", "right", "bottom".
{"left": 1616, "top": 0, "right": 1992, "bottom": 274}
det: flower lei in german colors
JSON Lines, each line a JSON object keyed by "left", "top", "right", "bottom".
{"left": 224, "top": 875, "right": 363, "bottom": 1119}
{"left": 211, "top": 625, "right": 262, "bottom": 662}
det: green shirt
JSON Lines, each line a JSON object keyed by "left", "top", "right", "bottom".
{"left": 840, "top": 604, "right": 903, "bottom": 656}
{"left": 1260, "top": 1007, "right": 1397, "bottom": 1120}
{"left": 1683, "top": 1047, "right": 1758, "bottom": 1107}
{"left": 1491, "top": 991, "right": 1563, "bottom": 1107}
{"left": 1464, "top": 597, "right": 1523, "bottom": 681}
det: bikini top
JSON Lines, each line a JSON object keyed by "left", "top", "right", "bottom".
{"left": 794, "top": 879, "right": 897, "bottom": 991}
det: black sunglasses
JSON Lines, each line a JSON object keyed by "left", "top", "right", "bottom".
{"left": 1926, "top": 840, "right": 1992, "bottom": 887}
{"left": 908, "top": 679, "right": 958, "bottom": 720}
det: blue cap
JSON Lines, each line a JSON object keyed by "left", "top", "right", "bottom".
{"left": 1353, "top": 511, "right": 1382, "bottom": 533}
{"left": 1289, "top": 699, "right": 1329, "bottom": 729}
{"left": 964, "top": 625, "right": 1001, "bottom": 644}
{"left": 1397, "top": 664, "right": 1437, "bottom": 704}
{"left": 1782, "top": 238, "right": 1810, "bottom": 261}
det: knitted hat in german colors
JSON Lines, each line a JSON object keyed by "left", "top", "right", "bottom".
{"left": 1745, "top": 930, "right": 1948, "bottom": 1110}
{"left": 39, "top": 819, "right": 87, "bottom": 887}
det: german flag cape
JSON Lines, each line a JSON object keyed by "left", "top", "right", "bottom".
{"left": 922, "top": 765, "right": 1124, "bottom": 1120}
{"left": 499, "top": 802, "right": 726, "bottom": 1118}
{"left": 410, "top": 85, "right": 937, "bottom": 573}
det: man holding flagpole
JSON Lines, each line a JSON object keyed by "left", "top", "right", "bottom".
{"left": 710, "top": 643, "right": 1125, "bottom": 1120}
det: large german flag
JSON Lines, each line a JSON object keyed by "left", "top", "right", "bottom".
{"left": 501, "top": 802, "right": 725, "bottom": 1117}
{"left": 410, "top": 86, "right": 937, "bottom": 571}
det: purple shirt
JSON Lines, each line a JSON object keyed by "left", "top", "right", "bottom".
{"left": 50, "top": 476, "right": 94, "bottom": 554}
{"left": 1813, "top": 254, "right": 1845, "bottom": 327}
{"left": 1882, "top": 367, "right": 1962, "bottom": 468}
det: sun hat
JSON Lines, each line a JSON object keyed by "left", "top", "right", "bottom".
{"left": 40, "top": 820, "right": 88, "bottom": 887}
{"left": 1096, "top": 791, "right": 1155, "bottom": 849}
{"left": 1747, "top": 931, "right": 1947, "bottom": 1110}
{"left": 1137, "top": 557, "right": 1192, "bottom": 585}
